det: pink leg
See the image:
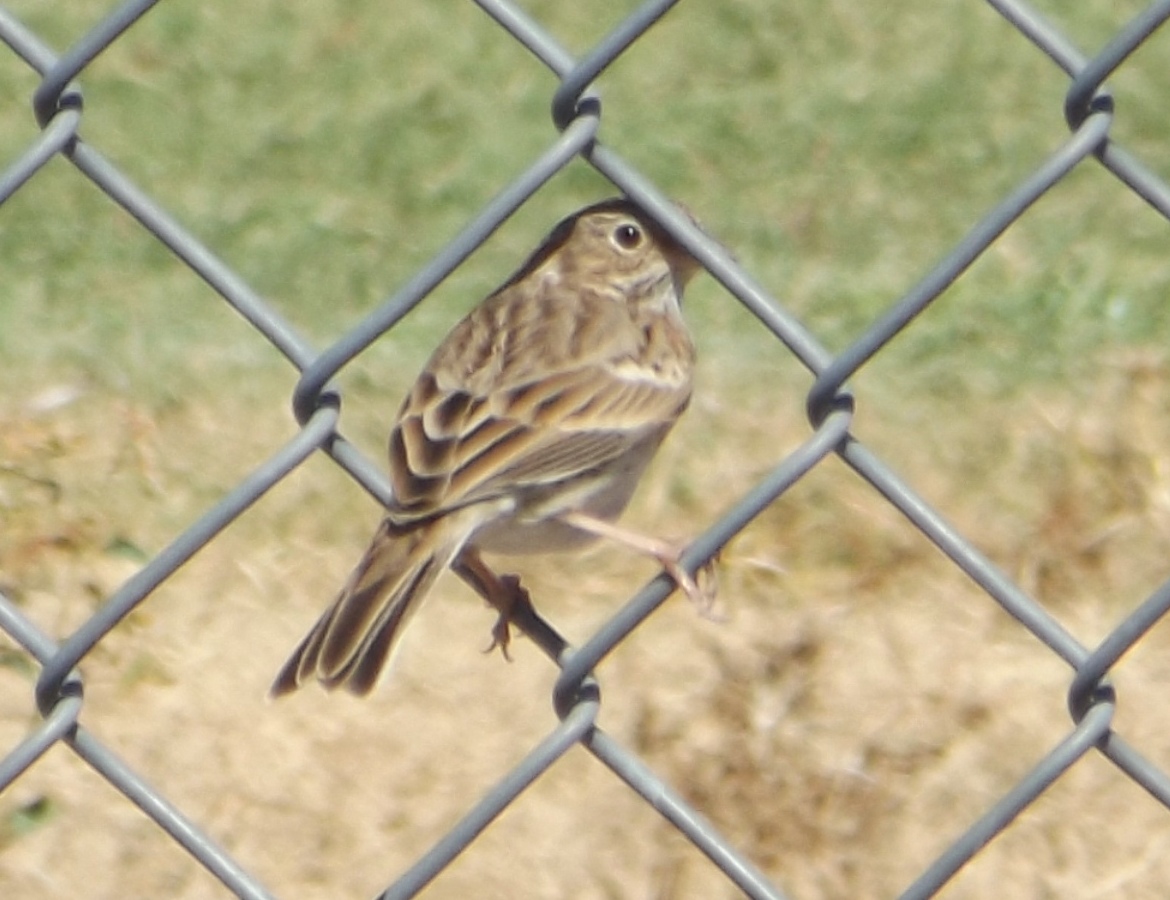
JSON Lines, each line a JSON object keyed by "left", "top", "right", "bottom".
{"left": 452, "top": 546, "right": 534, "bottom": 658}
{"left": 557, "top": 510, "right": 717, "bottom": 612}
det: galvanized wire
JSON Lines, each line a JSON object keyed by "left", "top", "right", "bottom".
{"left": 3, "top": 1, "right": 1170, "bottom": 898}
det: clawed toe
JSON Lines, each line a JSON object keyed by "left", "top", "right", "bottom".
{"left": 693, "top": 557, "right": 721, "bottom": 619}
{"left": 483, "top": 573, "right": 529, "bottom": 661}
{"left": 650, "top": 541, "right": 720, "bottom": 617}
{"left": 485, "top": 614, "right": 514, "bottom": 660}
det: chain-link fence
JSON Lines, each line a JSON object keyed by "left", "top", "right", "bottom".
{"left": 3, "top": 0, "right": 1170, "bottom": 897}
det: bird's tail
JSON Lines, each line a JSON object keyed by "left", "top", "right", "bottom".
{"left": 270, "top": 516, "right": 464, "bottom": 697}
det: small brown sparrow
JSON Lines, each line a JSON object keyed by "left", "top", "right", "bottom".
{"left": 271, "top": 197, "right": 706, "bottom": 697}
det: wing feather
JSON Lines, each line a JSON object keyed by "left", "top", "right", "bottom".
{"left": 386, "top": 281, "right": 693, "bottom": 520}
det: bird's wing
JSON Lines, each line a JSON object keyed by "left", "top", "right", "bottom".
{"left": 386, "top": 286, "right": 693, "bottom": 518}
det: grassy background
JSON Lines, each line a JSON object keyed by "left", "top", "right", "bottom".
{"left": 3, "top": 1, "right": 1170, "bottom": 898}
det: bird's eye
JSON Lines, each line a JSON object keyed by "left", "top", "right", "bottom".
{"left": 612, "top": 222, "right": 643, "bottom": 250}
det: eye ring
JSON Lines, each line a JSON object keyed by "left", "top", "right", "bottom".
{"left": 612, "top": 222, "right": 644, "bottom": 250}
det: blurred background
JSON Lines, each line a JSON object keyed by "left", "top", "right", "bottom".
{"left": 3, "top": 1, "right": 1170, "bottom": 897}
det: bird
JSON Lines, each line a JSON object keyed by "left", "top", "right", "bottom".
{"left": 271, "top": 197, "right": 707, "bottom": 697}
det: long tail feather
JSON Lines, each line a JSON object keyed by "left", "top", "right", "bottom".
{"left": 270, "top": 517, "right": 464, "bottom": 697}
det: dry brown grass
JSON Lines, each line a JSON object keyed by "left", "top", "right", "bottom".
{"left": 3, "top": 347, "right": 1170, "bottom": 899}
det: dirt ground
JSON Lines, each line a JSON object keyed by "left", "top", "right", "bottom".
{"left": 3, "top": 352, "right": 1170, "bottom": 899}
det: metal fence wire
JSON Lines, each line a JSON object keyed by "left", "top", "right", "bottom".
{"left": 3, "top": 0, "right": 1170, "bottom": 897}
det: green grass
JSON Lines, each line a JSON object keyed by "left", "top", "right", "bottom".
{"left": 3, "top": 0, "right": 1168, "bottom": 412}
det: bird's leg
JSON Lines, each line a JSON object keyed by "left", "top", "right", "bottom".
{"left": 452, "top": 546, "right": 532, "bottom": 659}
{"left": 555, "top": 510, "right": 718, "bottom": 614}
